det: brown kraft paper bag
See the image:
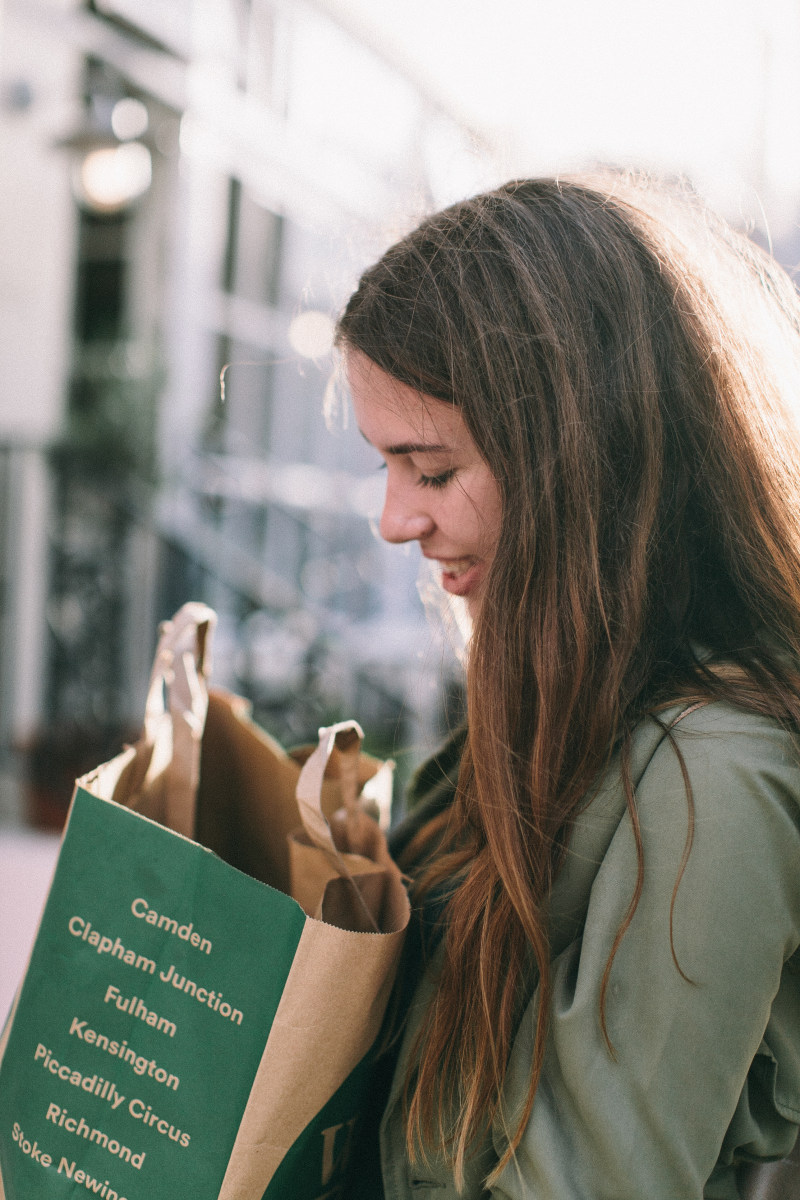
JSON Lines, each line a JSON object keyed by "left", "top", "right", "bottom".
{"left": 0, "top": 602, "right": 409, "bottom": 1200}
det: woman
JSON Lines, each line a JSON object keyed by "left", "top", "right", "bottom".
{"left": 337, "top": 177, "right": 800, "bottom": 1199}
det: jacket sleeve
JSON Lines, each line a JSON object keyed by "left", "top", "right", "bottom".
{"left": 491, "top": 707, "right": 800, "bottom": 1200}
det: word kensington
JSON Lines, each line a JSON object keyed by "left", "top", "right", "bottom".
{"left": 68, "top": 1017, "right": 180, "bottom": 1090}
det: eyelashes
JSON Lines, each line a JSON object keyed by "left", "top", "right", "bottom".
{"left": 375, "top": 461, "right": 457, "bottom": 490}
{"left": 418, "top": 469, "right": 456, "bottom": 490}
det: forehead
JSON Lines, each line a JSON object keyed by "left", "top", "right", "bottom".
{"left": 345, "top": 350, "right": 463, "bottom": 448}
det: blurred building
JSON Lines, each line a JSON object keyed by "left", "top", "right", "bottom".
{"left": 0, "top": 0, "right": 489, "bottom": 824}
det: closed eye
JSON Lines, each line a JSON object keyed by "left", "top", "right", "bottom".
{"left": 374, "top": 459, "right": 455, "bottom": 488}
{"left": 418, "top": 468, "right": 456, "bottom": 489}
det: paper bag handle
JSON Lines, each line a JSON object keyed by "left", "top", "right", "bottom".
{"left": 295, "top": 721, "right": 382, "bottom": 932}
{"left": 142, "top": 602, "right": 216, "bottom": 837}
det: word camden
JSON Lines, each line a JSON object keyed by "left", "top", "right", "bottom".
{"left": 129, "top": 898, "right": 212, "bottom": 954}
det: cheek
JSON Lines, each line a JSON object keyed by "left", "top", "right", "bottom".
{"left": 473, "top": 476, "right": 503, "bottom": 554}
{"left": 446, "top": 474, "right": 502, "bottom": 557}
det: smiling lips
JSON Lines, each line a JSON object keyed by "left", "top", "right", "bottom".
{"left": 434, "top": 557, "right": 483, "bottom": 597}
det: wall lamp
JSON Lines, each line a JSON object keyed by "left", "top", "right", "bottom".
{"left": 55, "top": 97, "right": 152, "bottom": 214}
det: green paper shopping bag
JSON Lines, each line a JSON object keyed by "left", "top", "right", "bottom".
{"left": 0, "top": 603, "right": 408, "bottom": 1200}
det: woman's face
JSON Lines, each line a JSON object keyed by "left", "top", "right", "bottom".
{"left": 347, "top": 350, "right": 502, "bottom": 619}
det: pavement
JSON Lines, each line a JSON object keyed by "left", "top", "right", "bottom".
{"left": 0, "top": 827, "right": 61, "bottom": 1027}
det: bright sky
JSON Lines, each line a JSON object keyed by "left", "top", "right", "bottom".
{"left": 326, "top": 0, "right": 800, "bottom": 238}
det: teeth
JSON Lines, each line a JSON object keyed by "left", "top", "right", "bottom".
{"left": 438, "top": 559, "right": 471, "bottom": 577}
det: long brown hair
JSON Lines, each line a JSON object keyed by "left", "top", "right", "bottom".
{"left": 337, "top": 176, "right": 800, "bottom": 1183}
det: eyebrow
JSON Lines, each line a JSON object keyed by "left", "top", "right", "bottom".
{"left": 359, "top": 431, "right": 448, "bottom": 456}
{"left": 385, "top": 441, "right": 447, "bottom": 456}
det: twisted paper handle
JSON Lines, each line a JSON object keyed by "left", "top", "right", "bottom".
{"left": 142, "top": 602, "right": 217, "bottom": 837}
{"left": 295, "top": 721, "right": 381, "bottom": 932}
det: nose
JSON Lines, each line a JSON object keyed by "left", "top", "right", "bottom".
{"left": 378, "top": 476, "right": 434, "bottom": 544}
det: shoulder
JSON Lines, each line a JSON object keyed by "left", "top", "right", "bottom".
{"left": 593, "top": 702, "right": 800, "bottom": 972}
{"left": 630, "top": 701, "right": 800, "bottom": 830}
{"left": 646, "top": 696, "right": 800, "bottom": 748}
{"left": 559, "top": 700, "right": 800, "bottom": 956}
{"left": 568, "top": 701, "right": 800, "bottom": 876}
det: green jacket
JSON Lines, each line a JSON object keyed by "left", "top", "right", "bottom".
{"left": 378, "top": 703, "right": 800, "bottom": 1199}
